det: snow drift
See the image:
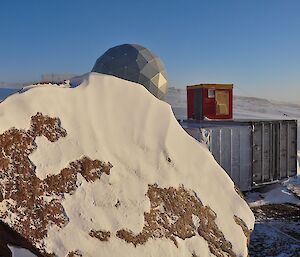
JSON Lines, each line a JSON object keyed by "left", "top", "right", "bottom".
{"left": 0, "top": 73, "right": 254, "bottom": 257}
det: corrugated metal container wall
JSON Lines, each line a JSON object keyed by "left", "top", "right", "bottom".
{"left": 251, "top": 121, "right": 297, "bottom": 186}
{"left": 181, "top": 120, "right": 297, "bottom": 191}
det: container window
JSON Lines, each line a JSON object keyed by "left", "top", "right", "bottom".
{"left": 216, "top": 91, "right": 229, "bottom": 115}
{"left": 208, "top": 89, "right": 215, "bottom": 98}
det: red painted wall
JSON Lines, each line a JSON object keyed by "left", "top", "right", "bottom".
{"left": 202, "top": 88, "right": 216, "bottom": 119}
{"left": 187, "top": 86, "right": 233, "bottom": 120}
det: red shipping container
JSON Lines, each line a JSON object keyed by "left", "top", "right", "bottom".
{"left": 187, "top": 84, "right": 233, "bottom": 120}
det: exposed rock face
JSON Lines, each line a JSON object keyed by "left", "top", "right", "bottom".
{"left": 89, "top": 229, "right": 111, "bottom": 242}
{"left": 0, "top": 113, "right": 112, "bottom": 256}
{"left": 117, "top": 185, "right": 243, "bottom": 257}
{"left": 66, "top": 250, "right": 83, "bottom": 257}
{"left": 234, "top": 216, "right": 252, "bottom": 245}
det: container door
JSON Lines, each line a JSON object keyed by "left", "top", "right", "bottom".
{"left": 193, "top": 89, "right": 202, "bottom": 120}
{"left": 252, "top": 122, "right": 273, "bottom": 184}
{"left": 215, "top": 90, "right": 229, "bottom": 115}
{"left": 278, "top": 121, "right": 297, "bottom": 179}
{"left": 252, "top": 120, "right": 297, "bottom": 186}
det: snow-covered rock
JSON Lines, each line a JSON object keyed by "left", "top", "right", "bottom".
{"left": 0, "top": 73, "right": 254, "bottom": 257}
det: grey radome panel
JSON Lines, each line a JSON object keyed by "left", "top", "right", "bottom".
{"left": 92, "top": 44, "right": 168, "bottom": 99}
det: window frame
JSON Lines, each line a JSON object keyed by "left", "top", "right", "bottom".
{"left": 207, "top": 89, "right": 215, "bottom": 98}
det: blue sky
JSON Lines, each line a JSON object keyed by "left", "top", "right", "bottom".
{"left": 0, "top": 0, "right": 300, "bottom": 102}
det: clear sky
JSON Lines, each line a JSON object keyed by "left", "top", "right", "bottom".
{"left": 0, "top": 0, "right": 300, "bottom": 102}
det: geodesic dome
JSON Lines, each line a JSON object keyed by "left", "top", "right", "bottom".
{"left": 92, "top": 44, "right": 168, "bottom": 99}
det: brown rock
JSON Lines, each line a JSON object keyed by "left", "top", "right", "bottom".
{"left": 117, "top": 184, "right": 241, "bottom": 257}
{"left": 234, "top": 215, "right": 252, "bottom": 245}
{"left": 66, "top": 250, "right": 82, "bottom": 257}
{"left": 89, "top": 229, "right": 111, "bottom": 242}
{"left": 0, "top": 113, "right": 112, "bottom": 255}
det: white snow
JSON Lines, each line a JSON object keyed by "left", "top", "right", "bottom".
{"left": 0, "top": 73, "right": 254, "bottom": 257}
{"left": 247, "top": 183, "right": 300, "bottom": 207}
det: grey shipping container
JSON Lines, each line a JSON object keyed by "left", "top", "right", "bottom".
{"left": 180, "top": 120, "right": 297, "bottom": 191}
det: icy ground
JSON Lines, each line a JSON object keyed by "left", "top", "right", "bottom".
{"left": 246, "top": 180, "right": 300, "bottom": 256}
{"left": 165, "top": 87, "right": 300, "bottom": 257}
{"left": 249, "top": 204, "right": 300, "bottom": 257}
